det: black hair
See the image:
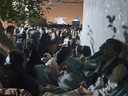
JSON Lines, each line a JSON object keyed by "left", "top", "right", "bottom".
{"left": 41, "top": 27, "right": 45, "bottom": 31}
{"left": 81, "top": 45, "right": 91, "bottom": 57}
{"left": 106, "top": 38, "right": 122, "bottom": 55}
{"left": 77, "top": 46, "right": 83, "bottom": 54}
{"left": 55, "top": 46, "right": 69, "bottom": 65}
{"left": 32, "top": 24, "right": 34, "bottom": 27}
{"left": 51, "top": 28, "right": 54, "bottom": 32}
{"left": 30, "top": 50, "right": 41, "bottom": 64}
{"left": 6, "top": 25, "right": 15, "bottom": 33}
{"left": 24, "top": 27, "right": 28, "bottom": 31}
{"left": 9, "top": 51, "right": 24, "bottom": 66}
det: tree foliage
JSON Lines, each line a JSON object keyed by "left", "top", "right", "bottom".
{"left": 0, "top": 0, "right": 53, "bottom": 26}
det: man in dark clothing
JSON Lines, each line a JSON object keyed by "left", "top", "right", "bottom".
{"left": 26, "top": 25, "right": 40, "bottom": 50}
{"left": 38, "top": 31, "right": 51, "bottom": 58}
{"left": 25, "top": 50, "right": 49, "bottom": 87}
{"left": 22, "top": 27, "right": 28, "bottom": 49}
{"left": 59, "top": 29, "right": 67, "bottom": 44}
{"left": 42, "top": 39, "right": 127, "bottom": 96}
{"left": 16, "top": 32, "right": 26, "bottom": 52}
{"left": 77, "top": 38, "right": 127, "bottom": 96}
{"left": 4, "top": 51, "right": 40, "bottom": 96}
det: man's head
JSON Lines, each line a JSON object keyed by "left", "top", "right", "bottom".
{"left": 76, "top": 46, "right": 82, "bottom": 58}
{"left": 81, "top": 45, "right": 91, "bottom": 57}
{"left": 44, "top": 53, "right": 52, "bottom": 61}
{"left": 24, "top": 27, "right": 28, "bottom": 32}
{"left": 104, "top": 38, "right": 122, "bottom": 59}
{"left": 61, "top": 29, "right": 64, "bottom": 33}
{"left": 6, "top": 25, "right": 15, "bottom": 35}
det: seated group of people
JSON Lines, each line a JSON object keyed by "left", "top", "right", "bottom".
{"left": 0, "top": 38, "right": 128, "bottom": 96}
{"left": 41, "top": 38, "right": 128, "bottom": 96}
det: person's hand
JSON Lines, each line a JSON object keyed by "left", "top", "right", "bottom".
{"left": 77, "top": 86, "right": 92, "bottom": 95}
{"left": 59, "top": 44, "right": 62, "bottom": 46}
{"left": 59, "top": 70, "right": 64, "bottom": 76}
{"left": 41, "top": 57, "right": 48, "bottom": 63}
{"left": 77, "top": 40, "right": 80, "bottom": 45}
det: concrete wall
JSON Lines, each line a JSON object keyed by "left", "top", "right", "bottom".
{"left": 81, "top": 0, "right": 128, "bottom": 55}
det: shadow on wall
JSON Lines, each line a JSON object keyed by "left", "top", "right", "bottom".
{"left": 87, "top": 25, "right": 95, "bottom": 54}
{"left": 86, "top": 15, "right": 118, "bottom": 54}
{"left": 106, "top": 15, "right": 117, "bottom": 38}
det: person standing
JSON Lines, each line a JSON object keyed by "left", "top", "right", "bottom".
{"left": 26, "top": 25, "right": 40, "bottom": 50}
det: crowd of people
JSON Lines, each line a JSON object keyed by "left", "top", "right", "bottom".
{"left": 0, "top": 23, "right": 128, "bottom": 96}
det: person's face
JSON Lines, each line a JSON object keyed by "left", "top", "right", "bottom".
{"left": 61, "top": 29, "right": 64, "bottom": 33}
{"left": 44, "top": 53, "right": 52, "bottom": 60}
{"left": 76, "top": 52, "right": 81, "bottom": 58}
{"left": 23, "top": 30, "right": 26, "bottom": 33}
{"left": 104, "top": 43, "right": 117, "bottom": 59}
{"left": 6, "top": 33, "right": 12, "bottom": 39}
{"left": 10, "top": 28, "right": 15, "bottom": 35}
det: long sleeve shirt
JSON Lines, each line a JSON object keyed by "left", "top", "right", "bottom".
{"left": 45, "top": 58, "right": 59, "bottom": 85}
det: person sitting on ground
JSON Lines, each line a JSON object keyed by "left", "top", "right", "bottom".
{"left": 58, "top": 42, "right": 105, "bottom": 91}
{"left": 26, "top": 50, "right": 49, "bottom": 87}
{"left": 53, "top": 40, "right": 76, "bottom": 70}
{"left": 58, "top": 43, "right": 105, "bottom": 90}
{"left": 43, "top": 53, "right": 59, "bottom": 86}
{"left": 57, "top": 46, "right": 91, "bottom": 90}
{"left": 77, "top": 38, "right": 127, "bottom": 96}
{"left": 66, "top": 45, "right": 91, "bottom": 73}
{"left": 41, "top": 38, "right": 127, "bottom": 96}
{"left": 76, "top": 45, "right": 91, "bottom": 63}
{"left": 3, "top": 51, "right": 40, "bottom": 96}
{"left": 40, "top": 41, "right": 76, "bottom": 85}
{"left": 82, "top": 42, "right": 106, "bottom": 77}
